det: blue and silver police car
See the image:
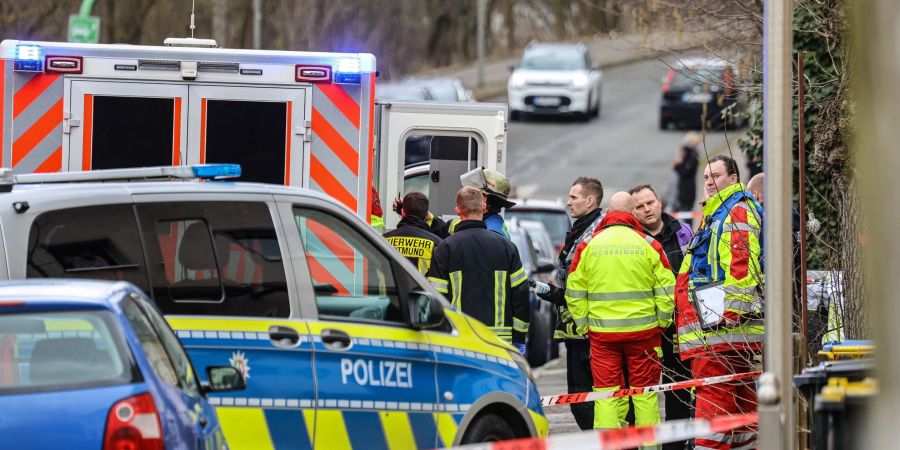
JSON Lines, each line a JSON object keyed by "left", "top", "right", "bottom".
{"left": 0, "top": 165, "right": 549, "bottom": 449}
{"left": 0, "top": 280, "right": 244, "bottom": 449}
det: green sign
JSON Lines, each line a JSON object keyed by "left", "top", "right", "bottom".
{"left": 68, "top": 15, "right": 100, "bottom": 43}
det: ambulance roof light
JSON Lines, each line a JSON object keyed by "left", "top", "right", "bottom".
{"left": 8, "top": 164, "right": 242, "bottom": 186}
{"left": 16, "top": 45, "right": 42, "bottom": 61}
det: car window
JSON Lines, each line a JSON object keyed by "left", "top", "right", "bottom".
{"left": 293, "top": 207, "right": 404, "bottom": 324}
{"left": 0, "top": 310, "right": 131, "bottom": 392}
{"left": 520, "top": 48, "right": 588, "bottom": 70}
{"left": 27, "top": 204, "right": 149, "bottom": 291}
{"left": 670, "top": 68, "right": 724, "bottom": 90}
{"left": 136, "top": 201, "right": 290, "bottom": 318}
{"left": 125, "top": 294, "right": 199, "bottom": 395}
{"left": 505, "top": 209, "right": 571, "bottom": 247}
{"left": 121, "top": 297, "right": 180, "bottom": 388}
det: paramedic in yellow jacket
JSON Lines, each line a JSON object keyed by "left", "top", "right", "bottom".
{"left": 674, "top": 155, "right": 764, "bottom": 450}
{"left": 565, "top": 192, "right": 676, "bottom": 431}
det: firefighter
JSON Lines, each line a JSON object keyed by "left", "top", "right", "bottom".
{"left": 426, "top": 186, "right": 530, "bottom": 353}
{"left": 532, "top": 176, "right": 605, "bottom": 430}
{"left": 565, "top": 192, "right": 676, "bottom": 432}
{"left": 676, "top": 155, "right": 764, "bottom": 450}
{"left": 384, "top": 192, "right": 443, "bottom": 274}
{"left": 459, "top": 167, "right": 516, "bottom": 239}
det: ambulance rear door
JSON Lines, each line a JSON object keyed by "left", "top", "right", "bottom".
{"left": 376, "top": 101, "right": 507, "bottom": 229}
{"left": 67, "top": 80, "right": 188, "bottom": 171}
{"left": 187, "top": 85, "right": 307, "bottom": 185}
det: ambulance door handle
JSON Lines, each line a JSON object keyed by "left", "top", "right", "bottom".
{"left": 269, "top": 325, "right": 301, "bottom": 348}
{"left": 321, "top": 328, "right": 352, "bottom": 351}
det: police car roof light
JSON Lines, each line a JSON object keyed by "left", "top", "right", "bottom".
{"left": 9, "top": 164, "right": 242, "bottom": 186}
{"left": 191, "top": 164, "right": 241, "bottom": 179}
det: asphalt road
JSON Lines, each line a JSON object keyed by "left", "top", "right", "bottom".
{"left": 493, "top": 56, "right": 746, "bottom": 205}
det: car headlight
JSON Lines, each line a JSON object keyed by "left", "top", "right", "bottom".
{"left": 509, "top": 73, "right": 527, "bottom": 89}
{"left": 509, "top": 349, "right": 534, "bottom": 381}
{"left": 571, "top": 73, "right": 589, "bottom": 88}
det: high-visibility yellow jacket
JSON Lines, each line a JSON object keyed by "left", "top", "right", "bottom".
{"left": 675, "top": 182, "right": 765, "bottom": 359}
{"left": 564, "top": 212, "right": 676, "bottom": 342}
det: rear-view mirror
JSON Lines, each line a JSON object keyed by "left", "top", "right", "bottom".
{"left": 408, "top": 290, "right": 445, "bottom": 329}
{"left": 204, "top": 366, "right": 246, "bottom": 393}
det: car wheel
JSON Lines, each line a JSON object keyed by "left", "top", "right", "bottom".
{"left": 659, "top": 116, "right": 670, "bottom": 130}
{"left": 593, "top": 96, "right": 601, "bottom": 118}
{"left": 510, "top": 110, "right": 521, "bottom": 121}
{"left": 527, "top": 305, "right": 552, "bottom": 367}
{"left": 460, "top": 414, "right": 518, "bottom": 444}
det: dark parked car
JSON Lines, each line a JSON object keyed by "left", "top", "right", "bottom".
{"left": 659, "top": 58, "right": 745, "bottom": 130}
{"left": 508, "top": 221, "right": 557, "bottom": 368}
{"left": 507, "top": 199, "right": 572, "bottom": 252}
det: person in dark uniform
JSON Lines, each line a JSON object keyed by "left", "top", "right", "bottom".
{"left": 384, "top": 192, "right": 443, "bottom": 274}
{"left": 630, "top": 184, "right": 693, "bottom": 450}
{"left": 426, "top": 186, "right": 530, "bottom": 353}
{"left": 532, "top": 176, "right": 605, "bottom": 430}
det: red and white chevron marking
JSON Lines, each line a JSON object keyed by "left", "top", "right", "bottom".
{"left": 541, "top": 371, "right": 761, "bottom": 407}
{"left": 447, "top": 413, "right": 758, "bottom": 450}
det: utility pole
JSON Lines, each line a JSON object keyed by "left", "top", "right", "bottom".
{"left": 253, "top": 0, "right": 262, "bottom": 49}
{"left": 758, "top": 0, "right": 795, "bottom": 449}
{"left": 857, "top": 0, "right": 900, "bottom": 448}
{"left": 477, "top": 0, "right": 487, "bottom": 89}
{"left": 213, "top": 0, "right": 226, "bottom": 46}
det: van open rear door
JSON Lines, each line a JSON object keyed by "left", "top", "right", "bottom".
{"left": 375, "top": 101, "right": 507, "bottom": 229}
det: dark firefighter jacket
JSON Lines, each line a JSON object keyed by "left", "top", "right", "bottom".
{"left": 383, "top": 216, "right": 443, "bottom": 274}
{"left": 426, "top": 220, "right": 530, "bottom": 345}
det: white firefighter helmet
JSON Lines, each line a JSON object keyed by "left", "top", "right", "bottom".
{"left": 460, "top": 167, "right": 516, "bottom": 208}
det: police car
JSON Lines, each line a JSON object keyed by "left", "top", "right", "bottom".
{"left": 0, "top": 165, "right": 548, "bottom": 449}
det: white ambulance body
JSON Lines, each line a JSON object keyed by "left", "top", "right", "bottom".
{"left": 0, "top": 39, "right": 506, "bottom": 226}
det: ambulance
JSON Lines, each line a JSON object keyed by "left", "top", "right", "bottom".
{"left": 0, "top": 38, "right": 508, "bottom": 227}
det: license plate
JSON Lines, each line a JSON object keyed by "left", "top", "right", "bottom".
{"left": 533, "top": 96, "right": 561, "bottom": 107}
{"left": 682, "top": 92, "right": 713, "bottom": 103}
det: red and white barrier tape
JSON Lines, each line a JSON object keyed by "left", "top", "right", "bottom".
{"left": 445, "top": 413, "right": 758, "bottom": 450}
{"left": 541, "top": 371, "right": 761, "bottom": 407}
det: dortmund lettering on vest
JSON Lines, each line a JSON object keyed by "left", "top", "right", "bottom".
{"left": 386, "top": 237, "right": 435, "bottom": 259}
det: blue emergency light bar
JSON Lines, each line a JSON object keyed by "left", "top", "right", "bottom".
{"left": 333, "top": 57, "right": 363, "bottom": 84}
{"left": 191, "top": 164, "right": 242, "bottom": 179}
{"left": 14, "top": 45, "right": 43, "bottom": 72}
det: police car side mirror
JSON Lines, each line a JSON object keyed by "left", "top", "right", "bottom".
{"left": 408, "top": 290, "right": 445, "bottom": 330}
{"left": 535, "top": 257, "right": 556, "bottom": 274}
{"left": 202, "top": 366, "right": 246, "bottom": 394}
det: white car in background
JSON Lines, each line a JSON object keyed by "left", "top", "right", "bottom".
{"left": 507, "top": 42, "right": 603, "bottom": 121}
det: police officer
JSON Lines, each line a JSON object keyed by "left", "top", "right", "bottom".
{"left": 384, "top": 192, "right": 443, "bottom": 274}
{"left": 532, "top": 176, "right": 604, "bottom": 430}
{"left": 459, "top": 167, "right": 516, "bottom": 239}
{"left": 426, "top": 187, "right": 530, "bottom": 352}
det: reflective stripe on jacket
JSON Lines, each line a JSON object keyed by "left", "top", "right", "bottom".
{"left": 675, "top": 183, "right": 765, "bottom": 360}
{"left": 426, "top": 220, "right": 530, "bottom": 344}
{"left": 564, "top": 212, "right": 676, "bottom": 342}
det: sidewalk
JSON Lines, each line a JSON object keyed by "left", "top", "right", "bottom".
{"left": 421, "top": 30, "right": 717, "bottom": 100}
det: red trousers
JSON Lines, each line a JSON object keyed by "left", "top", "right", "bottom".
{"left": 589, "top": 333, "right": 661, "bottom": 428}
{"left": 692, "top": 351, "right": 758, "bottom": 450}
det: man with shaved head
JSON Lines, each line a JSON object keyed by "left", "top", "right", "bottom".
{"left": 565, "top": 191, "right": 676, "bottom": 430}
